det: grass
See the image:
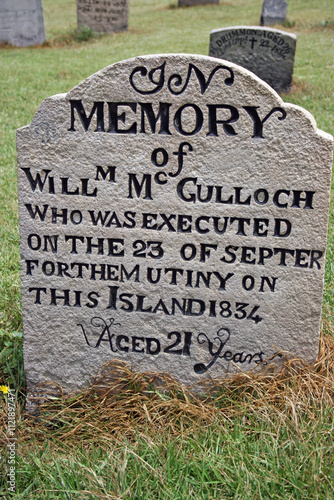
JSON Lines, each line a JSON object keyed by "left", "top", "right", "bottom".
{"left": 0, "top": 0, "right": 334, "bottom": 497}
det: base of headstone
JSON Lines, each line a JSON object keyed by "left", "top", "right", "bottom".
{"left": 178, "top": 0, "right": 219, "bottom": 7}
{"left": 0, "top": 0, "right": 46, "bottom": 47}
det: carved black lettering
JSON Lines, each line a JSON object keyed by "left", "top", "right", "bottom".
{"left": 119, "top": 293, "right": 134, "bottom": 312}
{"left": 132, "top": 336, "right": 145, "bottom": 353}
{"left": 51, "top": 207, "right": 67, "bottom": 225}
{"left": 291, "top": 190, "right": 315, "bottom": 209}
{"left": 274, "top": 248, "right": 295, "bottom": 266}
{"left": 27, "top": 234, "right": 41, "bottom": 251}
{"left": 107, "top": 102, "right": 137, "bottom": 133}
{"left": 253, "top": 218, "right": 269, "bottom": 237}
{"left": 197, "top": 185, "right": 213, "bottom": 203}
{"left": 140, "top": 103, "right": 171, "bottom": 134}
{"left": 21, "top": 168, "right": 53, "bottom": 192}
{"left": 65, "top": 235, "right": 84, "bottom": 254}
{"left": 310, "top": 250, "right": 323, "bottom": 269}
{"left": 241, "top": 247, "right": 256, "bottom": 264}
{"left": 86, "top": 291, "right": 99, "bottom": 308}
{"left": 128, "top": 174, "right": 152, "bottom": 199}
{"left": 259, "top": 276, "right": 277, "bottom": 292}
{"left": 40, "top": 261, "right": 56, "bottom": 277}
{"left": 207, "top": 104, "right": 239, "bottom": 136}
{"left": 242, "top": 275, "right": 255, "bottom": 290}
{"left": 116, "top": 335, "right": 129, "bottom": 352}
{"left": 200, "top": 243, "right": 217, "bottom": 262}
{"left": 177, "top": 177, "right": 197, "bottom": 202}
{"left": 174, "top": 104, "right": 203, "bottom": 136}
{"left": 69, "top": 100, "right": 105, "bottom": 132}
{"left": 120, "top": 264, "right": 140, "bottom": 282}
{"left": 26, "top": 259, "right": 39, "bottom": 275}
{"left": 147, "top": 267, "right": 162, "bottom": 284}
{"left": 95, "top": 166, "right": 116, "bottom": 182}
{"left": 25, "top": 204, "right": 49, "bottom": 221}
{"left": 28, "top": 287, "right": 47, "bottom": 304}
{"left": 243, "top": 106, "right": 287, "bottom": 138}
{"left": 274, "top": 218, "right": 291, "bottom": 237}
{"left": 273, "top": 189, "right": 290, "bottom": 208}
{"left": 157, "top": 214, "right": 176, "bottom": 232}
{"left": 220, "top": 245, "right": 238, "bottom": 263}
{"left": 50, "top": 288, "right": 71, "bottom": 306}
{"left": 146, "top": 338, "right": 161, "bottom": 355}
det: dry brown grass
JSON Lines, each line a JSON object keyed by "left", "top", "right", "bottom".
{"left": 6, "top": 332, "right": 331, "bottom": 453}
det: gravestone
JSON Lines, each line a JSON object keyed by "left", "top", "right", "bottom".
{"left": 260, "top": 0, "right": 288, "bottom": 26}
{"left": 209, "top": 27, "right": 296, "bottom": 92}
{"left": 179, "top": 0, "right": 219, "bottom": 6}
{"left": 0, "top": 0, "right": 46, "bottom": 47}
{"left": 77, "top": 0, "right": 129, "bottom": 34}
{"left": 17, "top": 54, "right": 333, "bottom": 401}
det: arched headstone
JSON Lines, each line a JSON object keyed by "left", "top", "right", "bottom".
{"left": 209, "top": 27, "right": 296, "bottom": 92}
{"left": 0, "top": 0, "right": 45, "bottom": 47}
{"left": 261, "top": 0, "right": 288, "bottom": 26}
{"left": 16, "top": 55, "right": 333, "bottom": 401}
{"left": 77, "top": 0, "right": 129, "bottom": 33}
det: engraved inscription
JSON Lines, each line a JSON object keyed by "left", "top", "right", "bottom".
{"left": 17, "top": 54, "right": 332, "bottom": 396}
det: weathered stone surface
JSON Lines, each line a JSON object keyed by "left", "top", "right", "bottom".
{"left": 179, "top": 0, "right": 219, "bottom": 6}
{"left": 209, "top": 26, "right": 296, "bottom": 92}
{"left": 17, "top": 54, "right": 333, "bottom": 398}
{"left": 260, "top": 0, "right": 288, "bottom": 26}
{"left": 0, "top": 0, "right": 45, "bottom": 47}
{"left": 77, "top": 0, "right": 128, "bottom": 33}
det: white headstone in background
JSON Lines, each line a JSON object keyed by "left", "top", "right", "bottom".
{"left": 261, "top": 0, "right": 288, "bottom": 26}
{"left": 77, "top": 0, "right": 129, "bottom": 33}
{"left": 209, "top": 27, "right": 296, "bottom": 92}
{"left": 0, "top": 0, "right": 46, "bottom": 47}
{"left": 17, "top": 54, "right": 333, "bottom": 399}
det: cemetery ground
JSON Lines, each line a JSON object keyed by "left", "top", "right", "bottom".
{"left": 0, "top": 0, "right": 334, "bottom": 497}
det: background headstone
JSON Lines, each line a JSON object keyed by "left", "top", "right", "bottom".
{"left": 178, "top": 0, "right": 219, "bottom": 6}
{"left": 16, "top": 54, "right": 333, "bottom": 400}
{"left": 77, "top": 0, "right": 129, "bottom": 34}
{"left": 209, "top": 26, "right": 296, "bottom": 92}
{"left": 0, "top": 0, "right": 46, "bottom": 47}
{"left": 260, "top": 0, "right": 288, "bottom": 26}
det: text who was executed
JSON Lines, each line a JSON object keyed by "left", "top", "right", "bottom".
{"left": 16, "top": 54, "right": 333, "bottom": 398}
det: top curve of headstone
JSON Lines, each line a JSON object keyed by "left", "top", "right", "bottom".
{"left": 28, "top": 54, "right": 328, "bottom": 142}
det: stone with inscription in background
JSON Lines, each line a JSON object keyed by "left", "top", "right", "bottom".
{"left": 16, "top": 54, "right": 333, "bottom": 402}
{"left": 77, "top": 0, "right": 129, "bottom": 34}
{"left": 178, "top": 0, "right": 219, "bottom": 7}
{"left": 260, "top": 0, "right": 288, "bottom": 26}
{"left": 209, "top": 26, "right": 296, "bottom": 92}
{"left": 0, "top": 0, "right": 46, "bottom": 47}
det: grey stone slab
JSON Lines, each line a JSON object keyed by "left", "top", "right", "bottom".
{"left": 77, "top": 0, "right": 128, "bottom": 33}
{"left": 178, "top": 0, "right": 219, "bottom": 7}
{"left": 209, "top": 26, "right": 296, "bottom": 92}
{"left": 260, "top": 0, "right": 288, "bottom": 26}
{"left": 16, "top": 54, "right": 333, "bottom": 401}
{"left": 0, "top": 0, "right": 45, "bottom": 47}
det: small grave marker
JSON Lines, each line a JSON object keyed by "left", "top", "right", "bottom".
{"left": 0, "top": 0, "right": 46, "bottom": 47}
{"left": 77, "top": 0, "right": 129, "bottom": 34}
{"left": 209, "top": 26, "right": 296, "bottom": 92}
{"left": 260, "top": 0, "right": 288, "bottom": 26}
{"left": 17, "top": 54, "right": 333, "bottom": 400}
